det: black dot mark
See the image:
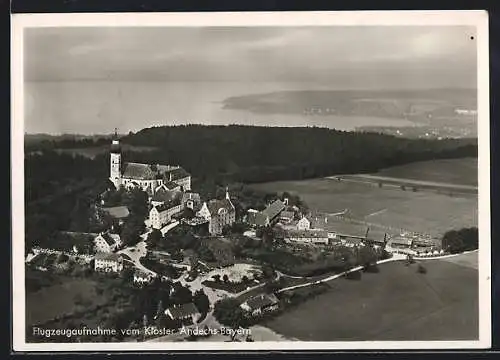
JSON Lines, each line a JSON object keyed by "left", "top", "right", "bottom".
{"left": 470, "top": 36, "right": 475, "bottom": 40}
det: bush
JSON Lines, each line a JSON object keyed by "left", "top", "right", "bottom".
{"left": 417, "top": 264, "right": 427, "bottom": 274}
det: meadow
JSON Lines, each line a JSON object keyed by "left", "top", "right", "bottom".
{"left": 26, "top": 275, "right": 107, "bottom": 327}
{"left": 265, "top": 255, "right": 478, "bottom": 341}
{"left": 250, "top": 158, "right": 478, "bottom": 238}
{"left": 375, "top": 157, "right": 478, "bottom": 186}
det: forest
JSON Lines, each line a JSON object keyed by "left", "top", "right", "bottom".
{"left": 24, "top": 125, "right": 477, "bottom": 253}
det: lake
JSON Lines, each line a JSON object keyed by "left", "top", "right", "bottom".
{"left": 25, "top": 81, "right": 415, "bottom": 134}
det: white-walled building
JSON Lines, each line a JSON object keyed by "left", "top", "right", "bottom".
{"left": 297, "top": 216, "right": 311, "bottom": 230}
{"left": 94, "top": 253, "right": 123, "bottom": 272}
{"left": 93, "top": 232, "right": 122, "bottom": 253}
{"left": 197, "top": 189, "right": 236, "bottom": 235}
{"left": 108, "top": 136, "right": 191, "bottom": 192}
{"left": 149, "top": 200, "right": 183, "bottom": 229}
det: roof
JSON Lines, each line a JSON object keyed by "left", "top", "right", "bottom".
{"left": 122, "top": 162, "right": 160, "bottom": 180}
{"left": 95, "top": 232, "right": 121, "bottom": 247}
{"left": 152, "top": 187, "right": 180, "bottom": 203}
{"left": 102, "top": 206, "right": 130, "bottom": 219}
{"left": 207, "top": 198, "right": 234, "bottom": 215}
{"left": 153, "top": 197, "right": 182, "bottom": 213}
{"left": 122, "top": 162, "right": 188, "bottom": 181}
{"left": 182, "top": 192, "right": 201, "bottom": 203}
{"left": 261, "top": 200, "right": 286, "bottom": 221}
{"left": 95, "top": 252, "right": 122, "bottom": 261}
{"left": 165, "top": 303, "right": 199, "bottom": 319}
{"left": 390, "top": 237, "right": 413, "bottom": 246}
{"left": 280, "top": 211, "right": 295, "bottom": 219}
{"left": 244, "top": 293, "right": 279, "bottom": 311}
{"left": 285, "top": 229, "right": 328, "bottom": 238}
{"left": 164, "top": 180, "right": 181, "bottom": 190}
{"left": 168, "top": 167, "right": 190, "bottom": 181}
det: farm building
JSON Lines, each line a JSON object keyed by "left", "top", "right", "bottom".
{"left": 240, "top": 293, "right": 280, "bottom": 316}
{"left": 165, "top": 303, "right": 200, "bottom": 324}
{"left": 251, "top": 199, "right": 286, "bottom": 228}
{"left": 279, "top": 211, "right": 295, "bottom": 224}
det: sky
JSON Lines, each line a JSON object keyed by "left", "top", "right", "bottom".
{"left": 23, "top": 26, "right": 478, "bottom": 134}
{"left": 25, "top": 26, "right": 477, "bottom": 84}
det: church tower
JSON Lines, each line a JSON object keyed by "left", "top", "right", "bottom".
{"left": 109, "top": 129, "right": 122, "bottom": 188}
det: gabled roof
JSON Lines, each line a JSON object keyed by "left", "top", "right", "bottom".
{"left": 122, "top": 162, "right": 159, "bottom": 180}
{"left": 207, "top": 198, "right": 234, "bottom": 215}
{"left": 102, "top": 206, "right": 130, "bottom": 219}
{"left": 280, "top": 211, "right": 295, "bottom": 219}
{"left": 261, "top": 200, "right": 285, "bottom": 221}
{"left": 153, "top": 196, "right": 182, "bottom": 213}
{"left": 122, "top": 162, "right": 189, "bottom": 181}
{"left": 152, "top": 187, "right": 179, "bottom": 203}
{"left": 164, "top": 181, "right": 181, "bottom": 190}
{"left": 95, "top": 232, "right": 121, "bottom": 247}
{"left": 244, "top": 293, "right": 279, "bottom": 311}
{"left": 165, "top": 303, "right": 199, "bottom": 319}
{"left": 167, "top": 167, "right": 190, "bottom": 181}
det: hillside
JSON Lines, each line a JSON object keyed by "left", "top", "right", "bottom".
{"left": 222, "top": 89, "right": 477, "bottom": 119}
{"left": 121, "top": 125, "right": 477, "bottom": 183}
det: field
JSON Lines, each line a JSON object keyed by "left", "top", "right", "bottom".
{"left": 375, "top": 158, "right": 478, "bottom": 186}
{"left": 26, "top": 276, "right": 107, "bottom": 327}
{"left": 251, "top": 177, "right": 477, "bottom": 238}
{"left": 265, "top": 254, "right": 478, "bottom": 341}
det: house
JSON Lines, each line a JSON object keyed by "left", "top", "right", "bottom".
{"left": 254, "top": 199, "right": 286, "bottom": 227}
{"left": 279, "top": 211, "right": 295, "bottom": 224}
{"left": 133, "top": 269, "right": 155, "bottom": 285}
{"left": 284, "top": 229, "right": 329, "bottom": 244}
{"left": 149, "top": 197, "right": 183, "bottom": 229}
{"left": 240, "top": 293, "right": 280, "bottom": 316}
{"left": 164, "top": 303, "right": 200, "bottom": 324}
{"left": 339, "top": 235, "right": 365, "bottom": 247}
{"left": 196, "top": 189, "right": 236, "bottom": 235}
{"left": 296, "top": 216, "right": 311, "bottom": 230}
{"left": 94, "top": 232, "right": 122, "bottom": 253}
{"left": 101, "top": 206, "right": 130, "bottom": 225}
{"left": 182, "top": 192, "right": 202, "bottom": 211}
{"left": 150, "top": 184, "right": 181, "bottom": 207}
{"left": 94, "top": 253, "right": 123, "bottom": 272}
{"left": 108, "top": 136, "right": 191, "bottom": 192}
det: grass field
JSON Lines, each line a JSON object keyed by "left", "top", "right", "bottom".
{"left": 251, "top": 177, "right": 477, "bottom": 237}
{"left": 375, "top": 158, "right": 478, "bottom": 186}
{"left": 265, "top": 254, "right": 478, "bottom": 341}
{"left": 26, "top": 277, "right": 107, "bottom": 326}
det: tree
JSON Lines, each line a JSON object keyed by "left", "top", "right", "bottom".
{"left": 212, "top": 274, "right": 221, "bottom": 283}
{"left": 222, "top": 274, "right": 229, "bottom": 283}
{"left": 171, "top": 284, "right": 193, "bottom": 305}
{"left": 442, "top": 227, "right": 478, "bottom": 254}
{"left": 193, "top": 289, "right": 210, "bottom": 314}
{"left": 147, "top": 229, "right": 163, "bottom": 248}
{"left": 213, "top": 298, "right": 246, "bottom": 329}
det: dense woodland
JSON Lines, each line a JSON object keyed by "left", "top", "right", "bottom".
{"left": 24, "top": 125, "right": 477, "bottom": 253}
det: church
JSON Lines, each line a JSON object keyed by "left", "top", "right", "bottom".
{"left": 108, "top": 136, "right": 191, "bottom": 194}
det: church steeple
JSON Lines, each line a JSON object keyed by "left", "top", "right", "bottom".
{"left": 225, "top": 187, "right": 230, "bottom": 200}
{"left": 109, "top": 128, "right": 122, "bottom": 188}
